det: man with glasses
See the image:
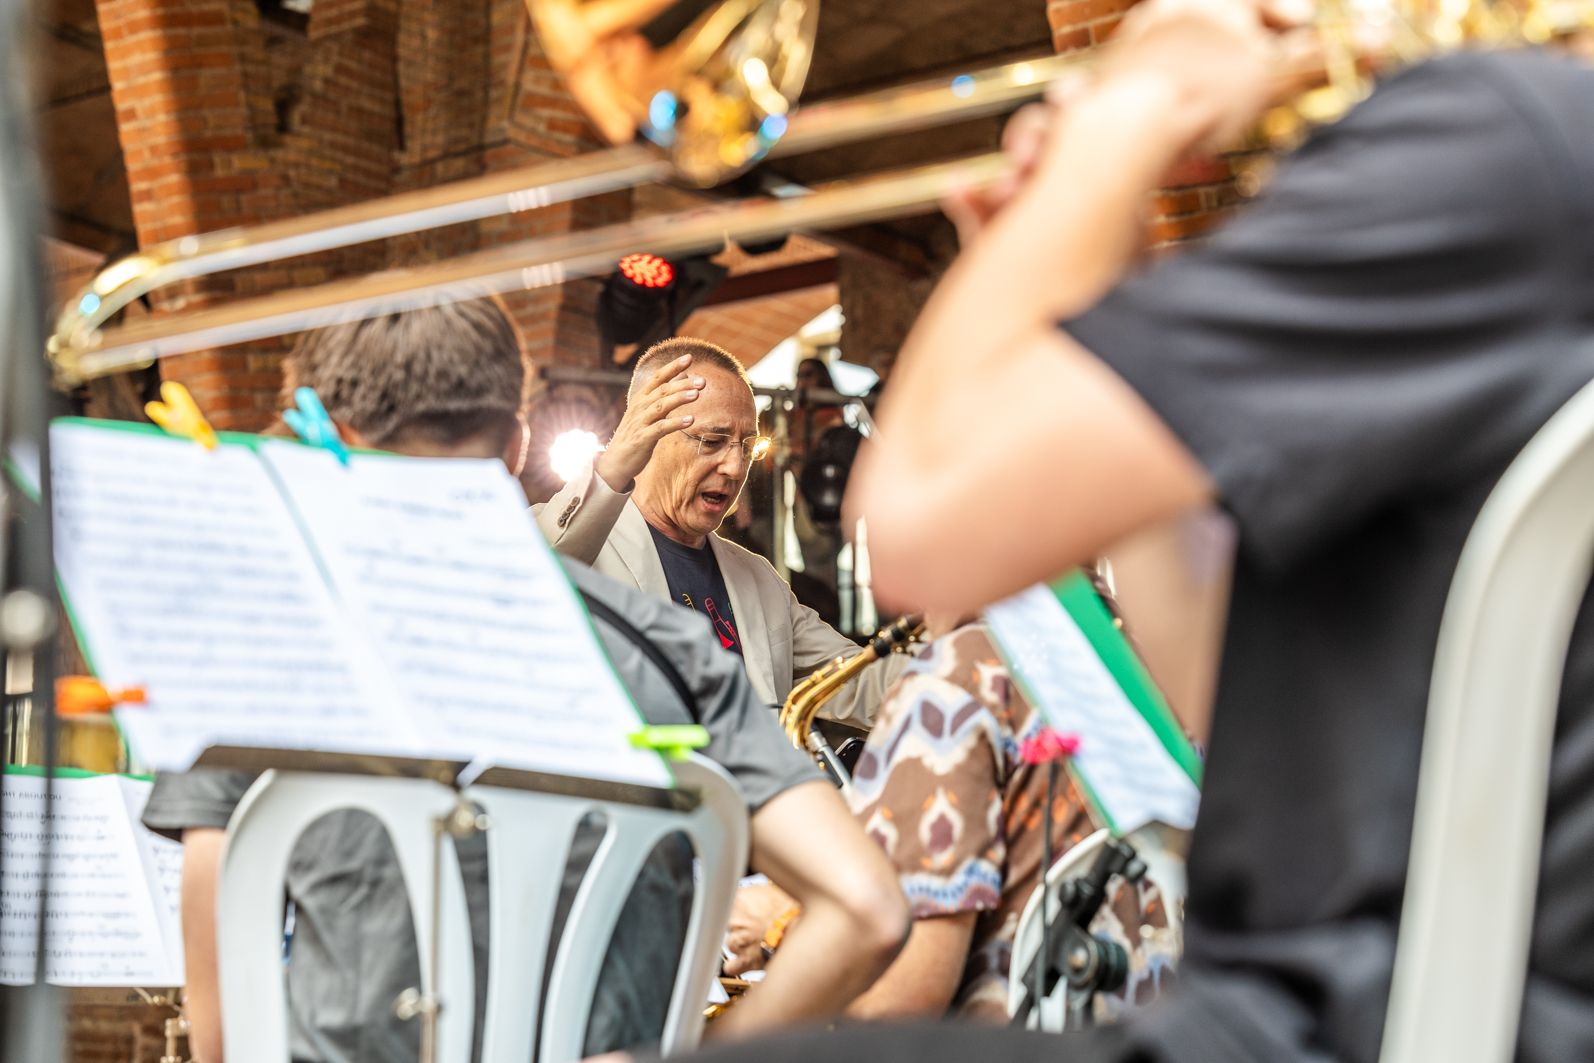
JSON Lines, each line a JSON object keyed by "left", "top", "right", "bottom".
{"left": 538, "top": 336, "right": 904, "bottom": 725}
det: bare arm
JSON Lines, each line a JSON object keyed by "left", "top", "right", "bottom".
{"left": 707, "top": 781, "right": 910, "bottom": 1039}
{"left": 179, "top": 828, "right": 226, "bottom": 1063}
{"left": 845, "top": 913, "right": 978, "bottom": 1020}
{"left": 850, "top": 0, "right": 1292, "bottom": 615}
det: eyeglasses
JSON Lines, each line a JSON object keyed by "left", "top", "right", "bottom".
{"left": 681, "top": 429, "right": 772, "bottom": 463}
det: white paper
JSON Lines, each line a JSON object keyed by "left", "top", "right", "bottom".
{"left": 0, "top": 773, "right": 184, "bottom": 986}
{"left": 985, "top": 585, "right": 1200, "bottom": 833}
{"left": 118, "top": 775, "right": 185, "bottom": 979}
{"left": 261, "top": 442, "right": 669, "bottom": 787}
{"left": 50, "top": 423, "right": 421, "bottom": 770}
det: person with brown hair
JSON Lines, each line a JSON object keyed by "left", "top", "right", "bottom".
{"left": 723, "top": 619, "right": 1179, "bottom": 1023}
{"left": 276, "top": 299, "right": 530, "bottom": 462}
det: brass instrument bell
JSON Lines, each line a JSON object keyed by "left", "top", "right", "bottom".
{"left": 529, "top": 0, "right": 818, "bottom": 186}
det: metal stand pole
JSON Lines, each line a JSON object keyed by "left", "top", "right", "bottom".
{"left": 0, "top": 0, "right": 65, "bottom": 1056}
{"left": 395, "top": 793, "right": 488, "bottom": 1063}
{"left": 770, "top": 401, "right": 791, "bottom": 583}
{"left": 1009, "top": 838, "right": 1146, "bottom": 1030}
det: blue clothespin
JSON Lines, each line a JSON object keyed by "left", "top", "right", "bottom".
{"left": 283, "top": 387, "right": 350, "bottom": 466}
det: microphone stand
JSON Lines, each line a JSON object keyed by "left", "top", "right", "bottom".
{"left": 0, "top": 0, "right": 66, "bottom": 1056}
{"left": 1008, "top": 836, "right": 1146, "bottom": 1030}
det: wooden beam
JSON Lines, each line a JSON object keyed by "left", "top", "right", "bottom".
{"left": 700, "top": 258, "right": 838, "bottom": 306}
{"left": 47, "top": 211, "right": 132, "bottom": 258}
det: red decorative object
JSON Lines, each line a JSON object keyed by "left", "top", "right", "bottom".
{"left": 618, "top": 252, "right": 675, "bottom": 289}
{"left": 1020, "top": 727, "right": 1080, "bottom": 766}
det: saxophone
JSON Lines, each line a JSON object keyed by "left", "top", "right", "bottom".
{"left": 777, "top": 615, "right": 925, "bottom": 783}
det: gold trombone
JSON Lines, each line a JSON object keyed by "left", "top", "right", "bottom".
{"left": 46, "top": 0, "right": 1594, "bottom": 386}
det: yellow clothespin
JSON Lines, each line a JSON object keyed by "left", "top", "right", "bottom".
{"left": 145, "top": 381, "right": 218, "bottom": 450}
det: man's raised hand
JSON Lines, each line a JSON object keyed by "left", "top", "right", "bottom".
{"left": 595, "top": 354, "right": 703, "bottom": 492}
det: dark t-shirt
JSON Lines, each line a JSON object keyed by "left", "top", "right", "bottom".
{"left": 649, "top": 525, "right": 744, "bottom": 656}
{"left": 142, "top": 560, "right": 817, "bottom": 1063}
{"left": 1062, "top": 50, "right": 1594, "bottom": 1063}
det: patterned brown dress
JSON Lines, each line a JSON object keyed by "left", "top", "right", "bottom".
{"left": 847, "top": 624, "right": 1181, "bottom": 1021}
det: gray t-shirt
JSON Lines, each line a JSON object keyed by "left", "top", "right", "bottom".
{"left": 142, "top": 559, "right": 817, "bottom": 1063}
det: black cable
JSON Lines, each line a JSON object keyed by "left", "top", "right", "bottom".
{"left": 577, "top": 589, "right": 700, "bottom": 723}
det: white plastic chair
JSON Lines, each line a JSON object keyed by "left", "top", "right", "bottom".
{"left": 1006, "top": 824, "right": 1187, "bottom": 1031}
{"left": 467, "top": 753, "right": 748, "bottom": 1063}
{"left": 216, "top": 755, "right": 748, "bottom": 1063}
{"left": 217, "top": 771, "right": 476, "bottom": 1063}
{"left": 1381, "top": 376, "right": 1594, "bottom": 1063}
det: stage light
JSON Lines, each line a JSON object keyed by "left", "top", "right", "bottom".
{"left": 600, "top": 253, "right": 677, "bottom": 345}
{"left": 618, "top": 252, "right": 676, "bottom": 289}
{"left": 549, "top": 429, "right": 604, "bottom": 484}
{"left": 596, "top": 251, "right": 728, "bottom": 357}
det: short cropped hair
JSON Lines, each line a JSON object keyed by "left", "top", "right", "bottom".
{"left": 628, "top": 336, "right": 750, "bottom": 404}
{"left": 282, "top": 300, "right": 525, "bottom": 448}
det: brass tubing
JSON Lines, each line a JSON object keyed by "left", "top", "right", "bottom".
{"left": 48, "top": 52, "right": 1088, "bottom": 381}
{"left": 50, "top": 145, "right": 669, "bottom": 365}
{"left": 50, "top": 18, "right": 1508, "bottom": 383}
{"left": 768, "top": 54, "right": 1084, "bottom": 159}
{"left": 779, "top": 615, "right": 924, "bottom": 749}
{"left": 60, "top": 154, "right": 1008, "bottom": 383}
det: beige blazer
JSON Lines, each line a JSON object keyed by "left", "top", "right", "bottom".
{"left": 535, "top": 464, "right": 904, "bottom": 725}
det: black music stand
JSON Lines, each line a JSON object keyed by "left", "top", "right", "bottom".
{"left": 1007, "top": 837, "right": 1147, "bottom": 1030}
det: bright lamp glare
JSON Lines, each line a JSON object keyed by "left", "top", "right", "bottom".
{"left": 549, "top": 430, "right": 603, "bottom": 484}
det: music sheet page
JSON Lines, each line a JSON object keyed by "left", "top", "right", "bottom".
{"left": 118, "top": 775, "right": 185, "bottom": 978}
{"left": 260, "top": 442, "right": 670, "bottom": 787}
{"left": 50, "top": 422, "right": 421, "bottom": 770}
{"left": 0, "top": 772, "right": 183, "bottom": 987}
{"left": 986, "top": 584, "right": 1201, "bottom": 833}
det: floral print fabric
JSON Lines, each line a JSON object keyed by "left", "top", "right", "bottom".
{"left": 848, "top": 624, "right": 1178, "bottom": 1020}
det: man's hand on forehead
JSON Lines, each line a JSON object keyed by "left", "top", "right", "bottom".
{"left": 596, "top": 354, "right": 703, "bottom": 492}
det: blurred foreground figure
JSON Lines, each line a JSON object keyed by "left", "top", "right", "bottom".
{"left": 696, "top": 0, "right": 1594, "bottom": 1060}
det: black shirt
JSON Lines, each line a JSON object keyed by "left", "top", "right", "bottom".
{"left": 1063, "top": 50, "right": 1594, "bottom": 1063}
{"left": 648, "top": 524, "right": 744, "bottom": 657}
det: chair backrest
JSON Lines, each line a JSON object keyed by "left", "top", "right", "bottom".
{"left": 217, "top": 771, "right": 476, "bottom": 1063}
{"left": 1006, "top": 823, "right": 1187, "bottom": 1031}
{"left": 1381, "top": 376, "right": 1594, "bottom": 1063}
{"left": 216, "top": 755, "right": 747, "bottom": 1063}
{"left": 467, "top": 753, "right": 747, "bottom": 1063}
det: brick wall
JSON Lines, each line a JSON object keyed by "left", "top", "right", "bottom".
{"left": 94, "top": 0, "right": 624, "bottom": 431}
{"left": 1045, "top": 0, "right": 1244, "bottom": 249}
{"left": 836, "top": 0, "right": 1246, "bottom": 373}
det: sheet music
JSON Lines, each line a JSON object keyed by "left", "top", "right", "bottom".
{"left": 50, "top": 423, "right": 421, "bottom": 770}
{"left": 118, "top": 775, "right": 185, "bottom": 975}
{"left": 985, "top": 585, "right": 1200, "bottom": 833}
{"left": 261, "top": 442, "right": 669, "bottom": 787}
{"left": 0, "top": 773, "right": 184, "bottom": 986}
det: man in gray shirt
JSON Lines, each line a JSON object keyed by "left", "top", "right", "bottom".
{"left": 144, "top": 302, "right": 908, "bottom": 1063}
